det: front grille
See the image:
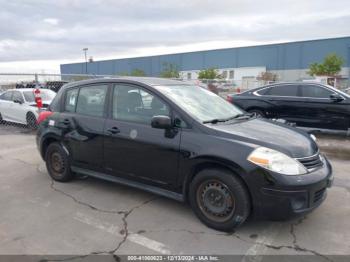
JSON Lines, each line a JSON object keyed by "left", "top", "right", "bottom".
{"left": 297, "top": 153, "right": 323, "bottom": 171}
{"left": 313, "top": 188, "right": 326, "bottom": 203}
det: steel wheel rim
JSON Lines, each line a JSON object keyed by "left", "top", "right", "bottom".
{"left": 196, "top": 180, "right": 235, "bottom": 223}
{"left": 50, "top": 152, "right": 65, "bottom": 175}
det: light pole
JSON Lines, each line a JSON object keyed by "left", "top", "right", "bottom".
{"left": 83, "top": 48, "right": 88, "bottom": 74}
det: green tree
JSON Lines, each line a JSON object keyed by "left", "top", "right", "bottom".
{"left": 197, "top": 68, "right": 221, "bottom": 79}
{"left": 308, "top": 53, "right": 344, "bottom": 76}
{"left": 160, "top": 62, "right": 179, "bottom": 78}
{"left": 130, "top": 69, "right": 146, "bottom": 76}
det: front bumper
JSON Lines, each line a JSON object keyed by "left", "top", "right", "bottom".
{"left": 252, "top": 156, "right": 333, "bottom": 220}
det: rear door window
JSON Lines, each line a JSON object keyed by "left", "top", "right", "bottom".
{"left": 301, "top": 85, "right": 333, "bottom": 98}
{"left": 76, "top": 85, "right": 108, "bottom": 117}
{"left": 266, "top": 85, "right": 299, "bottom": 97}
{"left": 13, "top": 91, "right": 24, "bottom": 103}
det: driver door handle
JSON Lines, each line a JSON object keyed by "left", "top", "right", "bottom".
{"left": 106, "top": 126, "right": 120, "bottom": 135}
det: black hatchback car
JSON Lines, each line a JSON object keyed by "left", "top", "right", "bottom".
{"left": 36, "top": 77, "right": 333, "bottom": 231}
{"left": 227, "top": 82, "right": 350, "bottom": 132}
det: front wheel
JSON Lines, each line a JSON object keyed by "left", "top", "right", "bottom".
{"left": 189, "top": 169, "right": 250, "bottom": 231}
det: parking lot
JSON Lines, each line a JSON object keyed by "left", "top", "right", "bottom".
{"left": 0, "top": 124, "right": 349, "bottom": 261}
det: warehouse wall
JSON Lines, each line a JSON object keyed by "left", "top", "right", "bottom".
{"left": 60, "top": 37, "right": 350, "bottom": 78}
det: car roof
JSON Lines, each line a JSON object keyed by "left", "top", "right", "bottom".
{"left": 261, "top": 81, "right": 331, "bottom": 88}
{"left": 240, "top": 81, "right": 331, "bottom": 94}
{"left": 61, "top": 77, "right": 188, "bottom": 90}
{"left": 4, "top": 88, "right": 35, "bottom": 92}
{"left": 5, "top": 88, "right": 54, "bottom": 92}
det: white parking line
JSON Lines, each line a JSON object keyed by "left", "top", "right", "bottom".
{"left": 241, "top": 223, "right": 282, "bottom": 262}
{"left": 74, "top": 212, "right": 171, "bottom": 255}
{"left": 74, "top": 212, "right": 120, "bottom": 235}
{"left": 127, "top": 234, "right": 171, "bottom": 255}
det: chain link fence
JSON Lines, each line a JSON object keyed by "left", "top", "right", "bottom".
{"left": 0, "top": 73, "right": 271, "bottom": 133}
{"left": 0, "top": 73, "right": 111, "bottom": 133}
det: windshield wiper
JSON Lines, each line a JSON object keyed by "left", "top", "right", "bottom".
{"left": 203, "top": 113, "right": 254, "bottom": 124}
{"left": 230, "top": 113, "right": 254, "bottom": 119}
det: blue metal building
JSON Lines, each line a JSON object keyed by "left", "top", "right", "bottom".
{"left": 60, "top": 36, "right": 350, "bottom": 82}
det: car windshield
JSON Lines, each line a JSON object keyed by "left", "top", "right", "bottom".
{"left": 155, "top": 85, "right": 243, "bottom": 122}
{"left": 23, "top": 89, "right": 56, "bottom": 102}
{"left": 324, "top": 85, "right": 350, "bottom": 98}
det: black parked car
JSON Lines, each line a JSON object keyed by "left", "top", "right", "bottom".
{"left": 227, "top": 82, "right": 350, "bottom": 132}
{"left": 36, "top": 77, "right": 333, "bottom": 231}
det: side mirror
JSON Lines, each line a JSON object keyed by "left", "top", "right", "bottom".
{"left": 151, "top": 115, "right": 172, "bottom": 129}
{"left": 330, "top": 93, "right": 344, "bottom": 102}
{"left": 13, "top": 99, "right": 23, "bottom": 104}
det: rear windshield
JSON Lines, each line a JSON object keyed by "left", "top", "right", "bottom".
{"left": 23, "top": 90, "right": 56, "bottom": 102}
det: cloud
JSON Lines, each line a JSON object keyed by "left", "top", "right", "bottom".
{"left": 0, "top": 0, "right": 349, "bottom": 72}
{"left": 43, "top": 18, "right": 59, "bottom": 26}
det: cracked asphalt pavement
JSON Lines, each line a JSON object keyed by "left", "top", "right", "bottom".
{"left": 0, "top": 125, "right": 349, "bottom": 261}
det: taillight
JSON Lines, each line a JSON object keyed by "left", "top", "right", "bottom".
{"left": 226, "top": 95, "right": 233, "bottom": 103}
{"left": 37, "top": 111, "right": 53, "bottom": 124}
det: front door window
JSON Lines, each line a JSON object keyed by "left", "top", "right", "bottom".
{"left": 112, "top": 84, "right": 170, "bottom": 124}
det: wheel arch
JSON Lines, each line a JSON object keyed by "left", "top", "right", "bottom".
{"left": 182, "top": 157, "right": 253, "bottom": 211}
{"left": 40, "top": 135, "right": 60, "bottom": 159}
{"left": 26, "top": 110, "right": 37, "bottom": 119}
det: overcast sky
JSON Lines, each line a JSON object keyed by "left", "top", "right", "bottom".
{"left": 0, "top": 0, "right": 349, "bottom": 73}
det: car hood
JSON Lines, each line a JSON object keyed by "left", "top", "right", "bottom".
{"left": 207, "top": 118, "right": 318, "bottom": 158}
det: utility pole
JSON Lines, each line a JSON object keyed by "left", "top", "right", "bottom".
{"left": 83, "top": 48, "right": 88, "bottom": 74}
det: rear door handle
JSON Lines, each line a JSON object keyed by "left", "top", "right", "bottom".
{"left": 106, "top": 126, "right": 120, "bottom": 135}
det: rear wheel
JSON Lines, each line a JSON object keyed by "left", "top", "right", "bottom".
{"left": 189, "top": 168, "right": 250, "bottom": 231}
{"left": 26, "top": 112, "right": 38, "bottom": 129}
{"left": 45, "top": 142, "right": 73, "bottom": 182}
{"left": 248, "top": 109, "right": 265, "bottom": 118}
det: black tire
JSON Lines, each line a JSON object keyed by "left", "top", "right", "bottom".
{"left": 26, "top": 112, "right": 38, "bottom": 129}
{"left": 45, "top": 142, "right": 73, "bottom": 182}
{"left": 189, "top": 168, "right": 250, "bottom": 231}
{"left": 0, "top": 112, "right": 4, "bottom": 124}
{"left": 248, "top": 109, "right": 265, "bottom": 118}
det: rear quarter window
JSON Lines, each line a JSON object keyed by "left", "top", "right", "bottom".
{"left": 301, "top": 85, "right": 333, "bottom": 98}
{"left": 256, "top": 87, "right": 271, "bottom": 95}
{"left": 65, "top": 88, "right": 79, "bottom": 112}
{"left": 48, "top": 92, "right": 61, "bottom": 112}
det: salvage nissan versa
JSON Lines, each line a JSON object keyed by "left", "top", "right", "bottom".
{"left": 36, "top": 77, "right": 333, "bottom": 231}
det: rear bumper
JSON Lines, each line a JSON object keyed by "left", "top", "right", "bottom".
{"left": 253, "top": 156, "right": 333, "bottom": 220}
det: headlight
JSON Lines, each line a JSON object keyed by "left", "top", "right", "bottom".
{"left": 247, "top": 147, "right": 307, "bottom": 175}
